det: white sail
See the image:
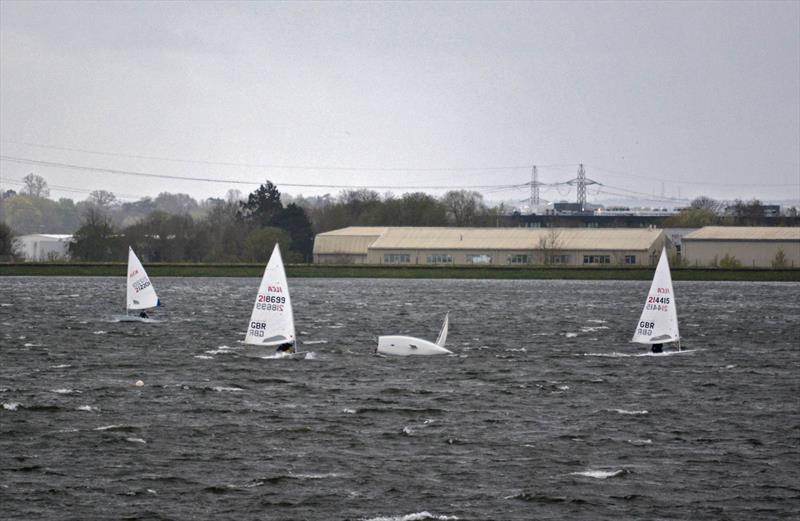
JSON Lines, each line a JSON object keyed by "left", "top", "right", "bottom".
{"left": 632, "top": 248, "right": 679, "bottom": 345}
{"left": 245, "top": 244, "right": 296, "bottom": 347}
{"left": 435, "top": 312, "right": 449, "bottom": 347}
{"left": 126, "top": 247, "right": 159, "bottom": 311}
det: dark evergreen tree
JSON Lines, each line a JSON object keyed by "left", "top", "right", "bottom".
{"left": 0, "top": 222, "right": 18, "bottom": 259}
{"left": 240, "top": 181, "right": 283, "bottom": 227}
{"left": 272, "top": 203, "right": 314, "bottom": 261}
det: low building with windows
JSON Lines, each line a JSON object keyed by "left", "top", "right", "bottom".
{"left": 313, "top": 227, "right": 667, "bottom": 266}
{"left": 682, "top": 226, "right": 800, "bottom": 268}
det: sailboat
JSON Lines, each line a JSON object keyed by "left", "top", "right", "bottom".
{"left": 245, "top": 244, "right": 301, "bottom": 358}
{"left": 632, "top": 247, "right": 681, "bottom": 353}
{"left": 119, "top": 246, "right": 161, "bottom": 322}
{"left": 377, "top": 312, "right": 452, "bottom": 356}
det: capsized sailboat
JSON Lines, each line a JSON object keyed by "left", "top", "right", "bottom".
{"left": 245, "top": 244, "right": 301, "bottom": 357}
{"left": 377, "top": 312, "right": 452, "bottom": 356}
{"left": 632, "top": 247, "right": 681, "bottom": 352}
{"left": 118, "top": 247, "right": 161, "bottom": 322}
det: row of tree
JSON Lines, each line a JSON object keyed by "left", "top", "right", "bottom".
{"left": 1, "top": 174, "right": 502, "bottom": 236}
{"left": 66, "top": 181, "right": 313, "bottom": 263}
{"left": 1, "top": 173, "right": 795, "bottom": 263}
{"left": 64, "top": 184, "right": 498, "bottom": 262}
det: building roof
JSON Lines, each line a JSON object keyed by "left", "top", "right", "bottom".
{"left": 17, "top": 234, "right": 73, "bottom": 240}
{"left": 313, "top": 227, "right": 387, "bottom": 255}
{"left": 684, "top": 226, "right": 800, "bottom": 241}
{"left": 315, "top": 227, "right": 664, "bottom": 253}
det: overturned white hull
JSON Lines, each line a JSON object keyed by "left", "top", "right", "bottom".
{"left": 377, "top": 335, "right": 452, "bottom": 356}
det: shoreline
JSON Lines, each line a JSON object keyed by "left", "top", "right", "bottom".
{"left": 1, "top": 262, "right": 799, "bottom": 281}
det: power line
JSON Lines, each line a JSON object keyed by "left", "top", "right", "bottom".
{"left": 587, "top": 164, "right": 797, "bottom": 188}
{"left": 0, "top": 155, "right": 528, "bottom": 191}
{"left": 0, "top": 140, "right": 533, "bottom": 173}
{"left": 3, "top": 178, "right": 143, "bottom": 200}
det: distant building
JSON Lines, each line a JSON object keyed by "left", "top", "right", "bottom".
{"left": 312, "top": 227, "right": 387, "bottom": 264}
{"left": 512, "top": 213, "right": 670, "bottom": 229}
{"left": 723, "top": 204, "right": 782, "bottom": 218}
{"left": 313, "top": 227, "right": 667, "bottom": 267}
{"left": 16, "top": 234, "right": 72, "bottom": 261}
{"left": 662, "top": 228, "right": 700, "bottom": 259}
{"left": 682, "top": 227, "right": 800, "bottom": 268}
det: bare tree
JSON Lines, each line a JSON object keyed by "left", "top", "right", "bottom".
{"left": 88, "top": 190, "right": 117, "bottom": 209}
{"left": 226, "top": 189, "right": 243, "bottom": 204}
{"left": 22, "top": 173, "right": 49, "bottom": 198}
{"left": 688, "top": 195, "right": 726, "bottom": 214}
{"left": 442, "top": 190, "right": 485, "bottom": 226}
{"left": 538, "top": 228, "right": 562, "bottom": 265}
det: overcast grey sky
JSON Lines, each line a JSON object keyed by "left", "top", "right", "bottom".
{"left": 1, "top": 0, "right": 798, "bottom": 206}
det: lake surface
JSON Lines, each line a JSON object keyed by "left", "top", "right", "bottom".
{"left": 1, "top": 277, "right": 799, "bottom": 520}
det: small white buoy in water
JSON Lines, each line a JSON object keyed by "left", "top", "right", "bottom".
{"left": 135, "top": 380, "right": 144, "bottom": 387}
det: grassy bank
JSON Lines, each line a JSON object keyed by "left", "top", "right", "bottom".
{"left": 1, "top": 262, "right": 799, "bottom": 281}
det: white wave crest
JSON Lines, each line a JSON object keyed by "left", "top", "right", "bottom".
{"left": 365, "top": 513, "right": 459, "bottom": 521}
{"left": 302, "top": 340, "right": 328, "bottom": 345}
{"left": 51, "top": 364, "right": 72, "bottom": 369}
{"left": 126, "top": 437, "right": 147, "bottom": 444}
{"left": 205, "top": 345, "right": 237, "bottom": 355}
{"left": 627, "top": 438, "right": 653, "bottom": 445}
{"left": 51, "top": 388, "right": 78, "bottom": 394}
{"left": 612, "top": 409, "right": 648, "bottom": 415}
{"left": 94, "top": 424, "right": 129, "bottom": 431}
{"left": 212, "top": 386, "right": 245, "bottom": 392}
{"left": 570, "top": 469, "right": 627, "bottom": 479}
{"left": 565, "top": 332, "right": 578, "bottom": 338}
{"left": 3, "top": 402, "right": 20, "bottom": 411}
{"left": 194, "top": 355, "right": 214, "bottom": 360}
{"left": 93, "top": 331, "right": 107, "bottom": 335}
{"left": 342, "top": 408, "right": 357, "bottom": 414}
{"left": 77, "top": 405, "right": 99, "bottom": 412}
{"left": 292, "top": 472, "right": 340, "bottom": 479}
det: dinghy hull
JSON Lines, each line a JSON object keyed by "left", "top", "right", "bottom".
{"left": 115, "top": 315, "right": 159, "bottom": 323}
{"left": 377, "top": 336, "right": 452, "bottom": 356}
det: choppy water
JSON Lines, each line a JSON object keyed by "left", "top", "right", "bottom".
{"left": 1, "top": 277, "right": 799, "bottom": 520}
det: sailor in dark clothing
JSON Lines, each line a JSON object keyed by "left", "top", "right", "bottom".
{"left": 276, "top": 342, "right": 295, "bottom": 355}
{"left": 651, "top": 343, "right": 663, "bottom": 353}
{"left": 139, "top": 311, "right": 149, "bottom": 319}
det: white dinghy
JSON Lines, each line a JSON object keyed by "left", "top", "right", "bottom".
{"left": 118, "top": 247, "right": 161, "bottom": 322}
{"left": 245, "top": 244, "right": 304, "bottom": 358}
{"left": 377, "top": 312, "right": 452, "bottom": 356}
{"left": 632, "top": 247, "right": 682, "bottom": 353}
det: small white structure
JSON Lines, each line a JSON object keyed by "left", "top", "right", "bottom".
{"left": 16, "top": 234, "right": 72, "bottom": 261}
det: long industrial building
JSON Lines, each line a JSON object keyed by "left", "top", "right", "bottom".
{"left": 313, "top": 227, "right": 668, "bottom": 266}
{"left": 682, "top": 227, "right": 800, "bottom": 268}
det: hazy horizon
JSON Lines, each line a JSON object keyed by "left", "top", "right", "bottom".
{"left": 1, "top": 1, "right": 798, "bottom": 206}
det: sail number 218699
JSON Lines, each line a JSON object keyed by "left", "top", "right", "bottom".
{"left": 256, "top": 294, "right": 285, "bottom": 311}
